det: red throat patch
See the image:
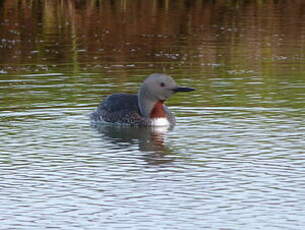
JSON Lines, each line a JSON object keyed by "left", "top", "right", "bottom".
{"left": 150, "top": 101, "right": 166, "bottom": 118}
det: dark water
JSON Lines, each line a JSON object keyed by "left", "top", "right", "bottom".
{"left": 1, "top": 0, "right": 305, "bottom": 229}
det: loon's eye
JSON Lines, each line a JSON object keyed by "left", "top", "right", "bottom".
{"left": 160, "top": 82, "right": 165, "bottom": 87}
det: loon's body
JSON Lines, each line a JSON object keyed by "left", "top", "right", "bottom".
{"left": 91, "top": 93, "right": 175, "bottom": 126}
{"left": 90, "top": 73, "right": 194, "bottom": 127}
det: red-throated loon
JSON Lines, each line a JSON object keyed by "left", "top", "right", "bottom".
{"left": 90, "top": 73, "right": 195, "bottom": 126}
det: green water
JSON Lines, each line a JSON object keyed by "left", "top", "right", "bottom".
{"left": 1, "top": 1, "right": 305, "bottom": 229}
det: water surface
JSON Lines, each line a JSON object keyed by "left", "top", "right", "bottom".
{"left": 1, "top": 1, "right": 305, "bottom": 229}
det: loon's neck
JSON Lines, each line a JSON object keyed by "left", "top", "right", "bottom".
{"left": 150, "top": 101, "right": 170, "bottom": 127}
{"left": 138, "top": 89, "right": 169, "bottom": 126}
{"left": 138, "top": 84, "right": 167, "bottom": 118}
{"left": 150, "top": 100, "right": 166, "bottom": 118}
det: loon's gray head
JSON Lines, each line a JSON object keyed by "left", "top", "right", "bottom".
{"left": 138, "top": 73, "right": 195, "bottom": 118}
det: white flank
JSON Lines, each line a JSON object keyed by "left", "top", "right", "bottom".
{"left": 151, "top": 118, "right": 170, "bottom": 127}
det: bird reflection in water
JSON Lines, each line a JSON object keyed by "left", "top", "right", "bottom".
{"left": 92, "top": 123, "right": 175, "bottom": 165}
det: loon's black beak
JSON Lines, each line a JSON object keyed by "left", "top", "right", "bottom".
{"left": 173, "top": 86, "right": 195, "bottom": 93}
